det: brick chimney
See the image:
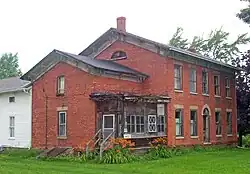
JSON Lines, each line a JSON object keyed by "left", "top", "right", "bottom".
{"left": 117, "top": 17, "right": 126, "bottom": 32}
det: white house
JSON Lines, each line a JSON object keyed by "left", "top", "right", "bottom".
{"left": 0, "top": 77, "right": 31, "bottom": 148}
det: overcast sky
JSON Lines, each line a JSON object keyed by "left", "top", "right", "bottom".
{"left": 0, "top": 0, "right": 249, "bottom": 73}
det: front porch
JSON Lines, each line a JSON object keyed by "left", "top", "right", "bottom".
{"left": 90, "top": 92, "right": 171, "bottom": 147}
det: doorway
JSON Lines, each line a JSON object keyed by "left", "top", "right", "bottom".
{"left": 202, "top": 108, "right": 210, "bottom": 143}
{"left": 102, "top": 114, "right": 115, "bottom": 139}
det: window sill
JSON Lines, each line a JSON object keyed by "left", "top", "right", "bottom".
{"left": 203, "top": 142, "right": 212, "bottom": 145}
{"left": 215, "top": 95, "right": 221, "bottom": 98}
{"left": 227, "top": 134, "right": 233, "bottom": 137}
{"left": 190, "top": 92, "right": 198, "bottom": 95}
{"left": 110, "top": 56, "right": 127, "bottom": 61}
{"left": 176, "top": 136, "right": 184, "bottom": 139}
{"left": 191, "top": 136, "right": 199, "bottom": 139}
{"left": 8, "top": 137, "right": 15, "bottom": 140}
{"left": 216, "top": 135, "right": 222, "bottom": 138}
{"left": 226, "top": 97, "right": 232, "bottom": 100}
{"left": 202, "top": 94, "right": 209, "bottom": 97}
{"left": 57, "top": 136, "right": 67, "bottom": 140}
{"left": 174, "top": 90, "right": 183, "bottom": 93}
{"left": 56, "top": 93, "right": 65, "bottom": 96}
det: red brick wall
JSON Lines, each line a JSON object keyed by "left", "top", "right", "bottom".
{"left": 32, "top": 62, "right": 142, "bottom": 148}
{"left": 96, "top": 41, "right": 238, "bottom": 146}
{"left": 32, "top": 40, "right": 237, "bottom": 148}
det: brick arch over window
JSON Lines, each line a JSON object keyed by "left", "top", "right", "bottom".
{"left": 111, "top": 51, "right": 127, "bottom": 59}
{"left": 201, "top": 104, "right": 211, "bottom": 116}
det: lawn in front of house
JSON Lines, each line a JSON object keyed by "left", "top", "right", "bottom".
{"left": 0, "top": 148, "right": 250, "bottom": 174}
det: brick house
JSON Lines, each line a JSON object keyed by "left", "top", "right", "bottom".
{"left": 22, "top": 17, "right": 239, "bottom": 148}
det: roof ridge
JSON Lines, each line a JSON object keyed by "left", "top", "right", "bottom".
{"left": 80, "top": 27, "right": 240, "bottom": 71}
{"left": 113, "top": 28, "right": 239, "bottom": 70}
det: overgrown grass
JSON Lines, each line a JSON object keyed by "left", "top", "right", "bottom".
{"left": 1, "top": 148, "right": 41, "bottom": 158}
{"left": 0, "top": 148, "right": 250, "bottom": 174}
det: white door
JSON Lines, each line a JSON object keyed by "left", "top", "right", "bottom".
{"left": 103, "top": 114, "right": 115, "bottom": 139}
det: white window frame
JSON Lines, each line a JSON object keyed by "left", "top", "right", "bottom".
{"left": 215, "top": 111, "right": 222, "bottom": 136}
{"left": 202, "top": 70, "right": 209, "bottom": 94}
{"left": 225, "top": 78, "right": 231, "bottom": 97}
{"left": 157, "top": 104, "right": 165, "bottom": 133}
{"left": 148, "top": 115, "right": 157, "bottom": 133}
{"left": 214, "top": 75, "right": 220, "bottom": 96}
{"left": 174, "top": 64, "right": 183, "bottom": 90}
{"left": 190, "top": 68, "right": 197, "bottom": 93}
{"left": 226, "top": 112, "right": 232, "bottom": 135}
{"left": 57, "top": 76, "right": 65, "bottom": 94}
{"left": 58, "top": 111, "right": 67, "bottom": 137}
{"left": 126, "top": 115, "right": 145, "bottom": 133}
{"left": 175, "top": 109, "right": 183, "bottom": 137}
{"left": 190, "top": 110, "right": 197, "bottom": 136}
{"left": 9, "top": 116, "right": 15, "bottom": 138}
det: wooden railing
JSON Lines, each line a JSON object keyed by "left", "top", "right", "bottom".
{"left": 85, "top": 129, "right": 102, "bottom": 157}
{"left": 99, "top": 130, "right": 116, "bottom": 159}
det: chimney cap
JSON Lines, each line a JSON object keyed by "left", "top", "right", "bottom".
{"left": 117, "top": 16, "right": 126, "bottom": 20}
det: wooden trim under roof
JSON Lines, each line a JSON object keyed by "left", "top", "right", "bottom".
{"left": 79, "top": 28, "right": 241, "bottom": 74}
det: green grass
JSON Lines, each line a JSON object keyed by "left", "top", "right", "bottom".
{"left": 1, "top": 148, "right": 250, "bottom": 174}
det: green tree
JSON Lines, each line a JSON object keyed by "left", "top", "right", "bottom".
{"left": 168, "top": 27, "right": 250, "bottom": 63}
{"left": 0, "top": 53, "right": 22, "bottom": 79}
{"left": 237, "top": 0, "right": 250, "bottom": 25}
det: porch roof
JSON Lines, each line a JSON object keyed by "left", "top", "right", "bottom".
{"left": 89, "top": 92, "right": 171, "bottom": 103}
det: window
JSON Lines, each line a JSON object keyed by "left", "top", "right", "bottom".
{"left": 175, "top": 109, "right": 183, "bottom": 137}
{"left": 58, "top": 111, "right": 66, "bottom": 137}
{"left": 190, "top": 110, "right": 197, "bottom": 136}
{"left": 9, "top": 96, "right": 15, "bottom": 103}
{"left": 202, "top": 71, "right": 209, "bottom": 94}
{"left": 174, "top": 64, "right": 182, "bottom": 90}
{"left": 127, "top": 115, "right": 144, "bottom": 133}
{"left": 57, "top": 76, "right": 65, "bottom": 94}
{"left": 227, "top": 112, "right": 232, "bottom": 135}
{"left": 111, "top": 51, "right": 127, "bottom": 59}
{"left": 214, "top": 75, "right": 220, "bottom": 96}
{"left": 157, "top": 104, "right": 165, "bottom": 133}
{"left": 225, "top": 78, "right": 231, "bottom": 97}
{"left": 215, "top": 111, "right": 222, "bottom": 136}
{"left": 9, "top": 116, "right": 15, "bottom": 138}
{"left": 190, "top": 68, "right": 197, "bottom": 93}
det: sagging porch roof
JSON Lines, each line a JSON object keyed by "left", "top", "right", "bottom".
{"left": 90, "top": 92, "right": 171, "bottom": 103}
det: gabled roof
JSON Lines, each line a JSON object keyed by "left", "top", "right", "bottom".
{"left": 21, "top": 49, "right": 148, "bottom": 82}
{"left": 58, "top": 50, "right": 148, "bottom": 77}
{"left": 0, "top": 77, "right": 30, "bottom": 94}
{"left": 79, "top": 28, "right": 241, "bottom": 72}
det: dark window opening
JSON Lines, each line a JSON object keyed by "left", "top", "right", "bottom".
{"left": 111, "top": 51, "right": 127, "bottom": 59}
{"left": 9, "top": 96, "right": 15, "bottom": 103}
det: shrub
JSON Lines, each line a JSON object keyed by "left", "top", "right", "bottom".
{"left": 146, "top": 145, "right": 172, "bottom": 159}
{"left": 1, "top": 148, "right": 40, "bottom": 158}
{"left": 100, "top": 138, "right": 136, "bottom": 164}
{"left": 109, "top": 138, "right": 135, "bottom": 148}
{"left": 151, "top": 137, "right": 168, "bottom": 146}
{"left": 243, "top": 134, "right": 250, "bottom": 147}
{"left": 55, "top": 154, "right": 87, "bottom": 163}
{"left": 145, "top": 137, "right": 172, "bottom": 160}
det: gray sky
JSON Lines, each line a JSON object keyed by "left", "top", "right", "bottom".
{"left": 0, "top": 0, "right": 249, "bottom": 73}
